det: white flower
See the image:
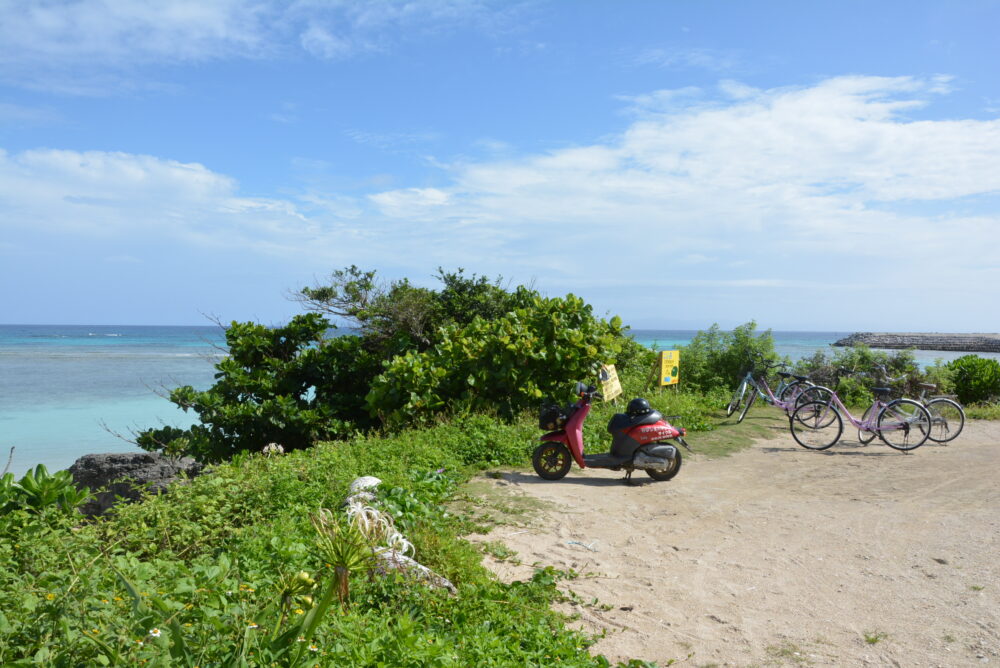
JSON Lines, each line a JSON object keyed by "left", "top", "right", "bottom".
{"left": 148, "top": 628, "right": 161, "bottom": 638}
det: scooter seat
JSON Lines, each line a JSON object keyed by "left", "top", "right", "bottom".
{"left": 630, "top": 410, "right": 663, "bottom": 427}
{"left": 607, "top": 410, "right": 664, "bottom": 433}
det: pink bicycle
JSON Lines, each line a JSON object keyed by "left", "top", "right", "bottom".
{"left": 790, "top": 385, "right": 931, "bottom": 451}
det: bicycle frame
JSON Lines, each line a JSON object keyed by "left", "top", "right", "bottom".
{"left": 743, "top": 370, "right": 806, "bottom": 413}
{"left": 806, "top": 392, "right": 904, "bottom": 434}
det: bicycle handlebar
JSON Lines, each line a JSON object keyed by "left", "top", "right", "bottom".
{"left": 874, "top": 364, "right": 905, "bottom": 384}
{"left": 748, "top": 352, "right": 786, "bottom": 373}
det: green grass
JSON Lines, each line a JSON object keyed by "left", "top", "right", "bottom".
{"left": 0, "top": 423, "right": 644, "bottom": 667}
{"left": 479, "top": 540, "right": 520, "bottom": 563}
{"left": 966, "top": 403, "right": 1000, "bottom": 420}
{"left": 692, "top": 406, "right": 790, "bottom": 458}
{"left": 7, "top": 365, "right": 988, "bottom": 666}
{"left": 765, "top": 639, "right": 811, "bottom": 665}
{"left": 863, "top": 630, "right": 888, "bottom": 645}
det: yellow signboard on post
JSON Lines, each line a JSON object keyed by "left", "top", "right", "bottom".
{"left": 658, "top": 350, "right": 680, "bottom": 386}
{"left": 599, "top": 364, "right": 623, "bottom": 401}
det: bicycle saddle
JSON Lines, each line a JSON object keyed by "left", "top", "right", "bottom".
{"left": 793, "top": 374, "right": 809, "bottom": 382}
{"left": 871, "top": 387, "right": 892, "bottom": 397}
{"left": 919, "top": 382, "right": 937, "bottom": 391}
{"left": 777, "top": 371, "right": 792, "bottom": 378}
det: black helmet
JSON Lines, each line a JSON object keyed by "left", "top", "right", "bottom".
{"left": 626, "top": 397, "right": 652, "bottom": 417}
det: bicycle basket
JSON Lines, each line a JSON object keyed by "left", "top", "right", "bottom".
{"left": 538, "top": 403, "right": 568, "bottom": 430}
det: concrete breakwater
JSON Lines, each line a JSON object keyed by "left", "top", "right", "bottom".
{"left": 833, "top": 332, "right": 1000, "bottom": 353}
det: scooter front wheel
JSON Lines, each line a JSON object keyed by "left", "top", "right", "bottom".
{"left": 532, "top": 442, "right": 573, "bottom": 480}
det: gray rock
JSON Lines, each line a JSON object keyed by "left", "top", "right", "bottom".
{"left": 349, "top": 476, "right": 381, "bottom": 494}
{"left": 833, "top": 332, "right": 1000, "bottom": 352}
{"left": 68, "top": 452, "right": 204, "bottom": 517}
{"left": 374, "top": 549, "right": 456, "bottom": 593}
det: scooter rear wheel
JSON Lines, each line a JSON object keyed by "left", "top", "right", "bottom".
{"left": 532, "top": 442, "right": 572, "bottom": 480}
{"left": 645, "top": 447, "right": 682, "bottom": 481}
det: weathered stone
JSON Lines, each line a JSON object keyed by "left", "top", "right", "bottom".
{"left": 68, "top": 452, "right": 204, "bottom": 517}
{"left": 833, "top": 332, "right": 1000, "bottom": 353}
{"left": 349, "top": 476, "right": 381, "bottom": 494}
{"left": 374, "top": 549, "right": 457, "bottom": 593}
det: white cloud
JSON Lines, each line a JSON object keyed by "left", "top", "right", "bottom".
{"left": 4, "top": 75, "right": 999, "bottom": 329}
{"left": 358, "top": 75, "right": 1000, "bottom": 323}
{"left": 0, "top": 102, "right": 62, "bottom": 125}
{"left": 299, "top": 22, "right": 354, "bottom": 59}
{"left": 0, "top": 148, "right": 317, "bottom": 254}
{"left": 0, "top": 1, "right": 269, "bottom": 67}
{"left": 633, "top": 46, "right": 741, "bottom": 72}
{"left": 344, "top": 128, "right": 440, "bottom": 151}
{"left": 0, "top": 0, "right": 521, "bottom": 90}
{"left": 369, "top": 187, "right": 451, "bottom": 217}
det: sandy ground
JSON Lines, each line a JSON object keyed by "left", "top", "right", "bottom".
{"left": 470, "top": 419, "right": 1000, "bottom": 667}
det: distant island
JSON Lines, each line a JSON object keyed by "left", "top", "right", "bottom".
{"left": 833, "top": 332, "right": 1000, "bottom": 353}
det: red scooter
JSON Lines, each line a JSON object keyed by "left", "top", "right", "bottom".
{"left": 532, "top": 383, "right": 691, "bottom": 483}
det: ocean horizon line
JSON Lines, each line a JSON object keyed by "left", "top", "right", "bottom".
{"left": 6, "top": 322, "right": 995, "bottom": 335}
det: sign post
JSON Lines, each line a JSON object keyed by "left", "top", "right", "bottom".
{"left": 658, "top": 350, "right": 680, "bottom": 387}
{"left": 599, "top": 364, "right": 623, "bottom": 402}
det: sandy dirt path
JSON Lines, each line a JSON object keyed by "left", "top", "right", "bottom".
{"left": 472, "top": 419, "right": 1000, "bottom": 667}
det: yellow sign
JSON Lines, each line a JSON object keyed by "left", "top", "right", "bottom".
{"left": 658, "top": 350, "right": 680, "bottom": 386}
{"left": 599, "top": 364, "right": 623, "bottom": 401}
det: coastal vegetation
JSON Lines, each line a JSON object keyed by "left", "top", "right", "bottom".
{"left": 3, "top": 268, "right": 998, "bottom": 665}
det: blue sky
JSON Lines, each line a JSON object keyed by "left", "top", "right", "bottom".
{"left": 1, "top": 0, "right": 999, "bottom": 331}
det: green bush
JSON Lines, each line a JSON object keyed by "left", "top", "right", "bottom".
{"left": 367, "top": 294, "right": 625, "bottom": 427}
{"left": 0, "top": 420, "right": 642, "bottom": 667}
{"left": 139, "top": 269, "right": 631, "bottom": 462}
{"left": 921, "top": 360, "right": 956, "bottom": 395}
{"left": 947, "top": 355, "right": 1000, "bottom": 405}
{"left": 137, "top": 314, "right": 380, "bottom": 461}
{"left": 678, "top": 322, "right": 781, "bottom": 392}
{"left": 0, "top": 465, "right": 90, "bottom": 518}
{"left": 793, "top": 345, "right": 920, "bottom": 406}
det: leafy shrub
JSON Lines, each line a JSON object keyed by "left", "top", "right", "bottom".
{"left": 793, "top": 345, "right": 921, "bottom": 406}
{"left": 947, "top": 355, "right": 1000, "bottom": 405}
{"left": 297, "top": 266, "right": 531, "bottom": 353}
{"left": 0, "top": 465, "right": 90, "bottom": 517}
{"left": 367, "top": 294, "right": 625, "bottom": 426}
{"left": 0, "top": 420, "right": 638, "bottom": 667}
{"left": 922, "top": 360, "right": 956, "bottom": 395}
{"left": 137, "top": 314, "right": 379, "bottom": 461}
{"left": 139, "top": 269, "right": 626, "bottom": 462}
{"left": 679, "top": 322, "right": 780, "bottom": 392}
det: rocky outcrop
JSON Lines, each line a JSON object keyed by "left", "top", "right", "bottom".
{"left": 833, "top": 332, "right": 1000, "bottom": 353}
{"left": 68, "top": 452, "right": 204, "bottom": 517}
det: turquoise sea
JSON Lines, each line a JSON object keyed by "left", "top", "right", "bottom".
{"left": 3, "top": 325, "right": 998, "bottom": 476}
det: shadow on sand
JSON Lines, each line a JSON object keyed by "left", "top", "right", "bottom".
{"left": 761, "top": 442, "right": 908, "bottom": 457}
{"left": 500, "top": 471, "right": 663, "bottom": 488}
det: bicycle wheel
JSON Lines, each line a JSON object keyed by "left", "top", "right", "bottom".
{"left": 857, "top": 403, "right": 877, "bottom": 444}
{"left": 727, "top": 382, "right": 746, "bottom": 416}
{"left": 925, "top": 398, "right": 965, "bottom": 444}
{"left": 796, "top": 384, "right": 834, "bottom": 407}
{"left": 737, "top": 390, "right": 757, "bottom": 423}
{"left": 790, "top": 401, "right": 843, "bottom": 450}
{"left": 877, "top": 399, "right": 931, "bottom": 451}
{"left": 779, "top": 379, "right": 812, "bottom": 403}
